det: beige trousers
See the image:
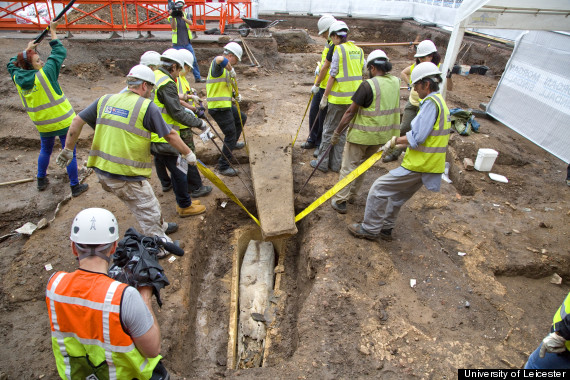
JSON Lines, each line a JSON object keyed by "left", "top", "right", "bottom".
{"left": 97, "top": 173, "right": 172, "bottom": 242}
{"left": 331, "top": 142, "right": 381, "bottom": 203}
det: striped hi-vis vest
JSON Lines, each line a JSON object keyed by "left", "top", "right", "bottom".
{"left": 552, "top": 292, "right": 570, "bottom": 351}
{"left": 206, "top": 59, "right": 232, "bottom": 109}
{"left": 152, "top": 70, "right": 183, "bottom": 143}
{"left": 347, "top": 74, "right": 401, "bottom": 146}
{"left": 87, "top": 91, "right": 153, "bottom": 178}
{"left": 15, "top": 69, "right": 75, "bottom": 133}
{"left": 46, "top": 270, "right": 161, "bottom": 380}
{"left": 177, "top": 75, "right": 197, "bottom": 130}
{"left": 328, "top": 41, "right": 364, "bottom": 105}
{"left": 401, "top": 93, "right": 451, "bottom": 173}
{"left": 318, "top": 40, "right": 334, "bottom": 89}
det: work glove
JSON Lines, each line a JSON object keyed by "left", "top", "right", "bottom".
{"left": 319, "top": 96, "right": 328, "bottom": 110}
{"left": 539, "top": 332, "right": 567, "bottom": 358}
{"left": 196, "top": 107, "right": 206, "bottom": 119}
{"left": 331, "top": 131, "right": 340, "bottom": 146}
{"left": 56, "top": 148, "right": 74, "bottom": 168}
{"left": 382, "top": 136, "right": 398, "bottom": 152}
{"left": 314, "top": 63, "right": 320, "bottom": 76}
{"left": 183, "top": 151, "right": 197, "bottom": 166}
{"left": 235, "top": 94, "right": 242, "bottom": 103}
{"left": 189, "top": 95, "right": 201, "bottom": 103}
{"left": 311, "top": 85, "right": 320, "bottom": 95}
{"left": 199, "top": 119, "right": 208, "bottom": 131}
{"left": 229, "top": 68, "right": 236, "bottom": 78}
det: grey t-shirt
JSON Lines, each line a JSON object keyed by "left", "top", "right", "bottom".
{"left": 175, "top": 17, "right": 190, "bottom": 46}
{"left": 121, "top": 286, "right": 154, "bottom": 338}
{"left": 78, "top": 92, "right": 172, "bottom": 181}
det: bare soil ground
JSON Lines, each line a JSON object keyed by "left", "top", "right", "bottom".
{"left": 0, "top": 18, "right": 568, "bottom": 379}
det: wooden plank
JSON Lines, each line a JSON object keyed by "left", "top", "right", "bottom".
{"left": 248, "top": 134, "right": 297, "bottom": 240}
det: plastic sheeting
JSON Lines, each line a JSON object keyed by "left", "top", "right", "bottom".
{"left": 487, "top": 31, "right": 570, "bottom": 163}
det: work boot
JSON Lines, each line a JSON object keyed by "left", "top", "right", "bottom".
{"left": 310, "top": 159, "right": 328, "bottom": 173}
{"left": 331, "top": 199, "right": 347, "bottom": 214}
{"left": 219, "top": 167, "right": 238, "bottom": 177}
{"left": 347, "top": 223, "right": 379, "bottom": 241}
{"left": 300, "top": 141, "right": 315, "bottom": 149}
{"left": 191, "top": 185, "right": 213, "bottom": 198}
{"left": 313, "top": 147, "right": 320, "bottom": 158}
{"left": 382, "top": 147, "right": 402, "bottom": 163}
{"left": 37, "top": 177, "right": 49, "bottom": 191}
{"left": 235, "top": 141, "right": 246, "bottom": 150}
{"left": 71, "top": 183, "right": 89, "bottom": 197}
{"left": 379, "top": 228, "right": 393, "bottom": 242}
{"left": 165, "top": 222, "right": 178, "bottom": 234}
{"left": 347, "top": 195, "right": 357, "bottom": 204}
{"left": 195, "top": 78, "right": 206, "bottom": 83}
{"left": 191, "top": 200, "right": 201, "bottom": 205}
{"left": 177, "top": 203, "right": 206, "bottom": 217}
{"left": 162, "top": 183, "right": 172, "bottom": 192}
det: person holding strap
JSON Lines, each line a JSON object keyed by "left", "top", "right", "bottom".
{"left": 7, "top": 19, "right": 88, "bottom": 197}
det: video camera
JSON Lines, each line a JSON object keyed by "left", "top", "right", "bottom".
{"left": 168, "top": 0, "right": 184, "bottom": 17}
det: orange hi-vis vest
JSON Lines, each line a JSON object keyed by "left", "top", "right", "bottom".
{"left": 46, "top": 270, "right": 161, "bottom": 380}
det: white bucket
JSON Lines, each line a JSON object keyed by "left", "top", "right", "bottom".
{"left": 459, "top": 65, "right": 470, "bottom": 76}
{"left": 474, "top": 148, "right": 498, "bottom": 172}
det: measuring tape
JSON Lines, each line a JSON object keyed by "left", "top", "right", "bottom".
{"left": 294, "top": 150, "right": 384, "bottom": 223}
{"left": 197, "top": 161, "right": 260, "bottom": 225}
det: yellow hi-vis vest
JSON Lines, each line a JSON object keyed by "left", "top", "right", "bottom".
{"left": 87, "top": 91, "right": 153, "bottom": 178}
{"left": 552, "top": 292, "right": 570, "bottom": 351}
{"left": 401, "top": 93, "right": 451, "bottom": 174}
{"left": 177, "top": 75, "right": 194, "bottom": 130}
{"left": 318, "top": 40, "right": 334, "bottom": 89}
{"left": 46, "top": 270, "right": 161, "bottom": 380}
{"left": 206, "top": 59, "right": 232, "bottom": 109}
{"left": 15, "top": 69, "right": 75, "bottom": 134}
{"left": 168, "top": 16, "right": 193, "bottom": 43}
{"left": 347, "top": 75, "right": 401, "bottom": 146}
{"left": 152, "top": 70, "right": 183, "bottom": 143}
{"left": 329, "top": 41, "right": 364, "bottom": 105}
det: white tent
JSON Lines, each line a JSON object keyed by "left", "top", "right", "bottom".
{"left": 441, "top": 0, "right": 570, "bottom": 163}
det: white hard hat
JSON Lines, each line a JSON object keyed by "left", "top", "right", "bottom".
{"left": 411, "top": 62, "right": 442, "bottom": 84}
{"left": 174, "top": 0, "right": 185, "bottom": 6}
{"left": 366, "top": 49, "right": 388, "bottom": 66}
{"left": 161, "top": 48, "right": 185, "bottom": 67}
{"left": 414, "top": 40, "right": 437, "bottom": 58}
{"left": 317, "top": 15, "right": 336, "bottom": 35}
{"left": 329, "top": 20, "right": 349, "bottom": 35}
{"left": 139, "top": 51, "right": 161, "bottom": 67}
{"left": 224, "top": 42, "right": 243, "bottom": 61}
{"left": 178, "top": 49, "right": 194, "bottom": 69}
{"left": 70, "top": 208, "right": 119, "bottom": 245}
{"left": 127, "top": 64, "right": 156, "bottom": 85}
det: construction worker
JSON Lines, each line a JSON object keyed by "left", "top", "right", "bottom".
{"left": 56, "top": 64, "right": 195, "bottom": 250}
{"left": 119, "top": 51, "right": 162, "bottom": 94}
{"left": 525, "top": 292, "right": 570, "bottom": 369}
{"left": 330, "top": 50, "right": 400, "bottom": 214}
{"left": 311, "top": 20, "right": 364, "bottom": 173}
{"left": 206, "top": 42, "right": 247, "bottom": 177}
{"left": 46, "top": 208, "right": 170, "bottom": 379}
{"left": 383, "top": 40, "right": 441, "bottom": 163}
{"left": 175, "top": 48, "right": 213, "bottom": 198}
{"left": 348, "top": 62, "right": 450, "bottom": 242}
{"left": 7, "top": 19, "right": 88, "bottom": 197}
{"left": 168, "top": 0, "right": 205, "bottom": 83}
{"left": 150, "top": 49, "right": 207, "bottom": 217}
{"left": 301, "top": 14, "right": 336, "bottom": 155}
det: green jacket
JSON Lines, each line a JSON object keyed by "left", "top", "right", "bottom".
{"left": 7, "top": 39, "right": 68, "bottom": 137}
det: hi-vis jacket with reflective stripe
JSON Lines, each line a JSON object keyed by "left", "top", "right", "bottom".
{"left": 552, "top": 292, "right": 570, "bottom": 351}
{"left": 177, "top": 75, "right": 196, "bottom": 130}
{"left": 88, "top": 91, "right": 153, "bottom": 178}
{"left": 168, "top": 16, "right": 193, "bottom": 43}
{"left": 152, "top": 70, "right": 183, "bottom": 143}
{"left": 46, "top": 270, "right": 161, "bottom": 380}
{"left": 329, "top": 41, "right": 364, "bottom": 105}
{"left": 401, "top": 93, "right": 451, "bottom": 174}
{"left": 206, "top": 59, "right": 232, "bottom": 109}
{"left": 318, "top": 40, "right": 334, "bottom": 89}
{"left": 14, "top": 69, "right": 75, "bottom": 134}
{"left": 347, "top": 74, "right": 401, "bottom": 146}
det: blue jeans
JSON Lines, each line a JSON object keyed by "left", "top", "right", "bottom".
{"left": 525, "top": 344, "right": 570, "bottom": 369}
{"left": 307, "top": 87, "right": 327, "bottom": 147}
{"left": 208, "top": 106, "right": 246, "bottom": 170}
{"left": 173, "top": 44, "right": 201, "bottom": 80}
{"left": 151, "top": 153, "right": 192, "bottom": 208}
{"left": 39, "top": 135, "right": 79, "bottom": 186}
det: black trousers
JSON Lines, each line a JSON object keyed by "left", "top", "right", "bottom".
{"left": 208, "top": 105, "right": 246, "bottom": 170}
{"left": 307, "top": 87, "right": 328, "bottom": 147}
